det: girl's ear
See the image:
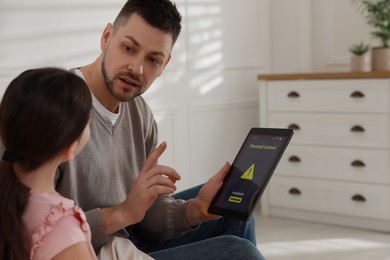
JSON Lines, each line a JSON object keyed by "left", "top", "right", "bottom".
{"left": 63, "top": 142, "right": 78, "bottom": 161}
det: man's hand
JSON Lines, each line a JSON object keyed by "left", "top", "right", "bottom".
{"left": 186, "top": 162, "right": 231, "bottom": 227}
{"left": 101, "top": 142, "right": 181, "bottom": 235}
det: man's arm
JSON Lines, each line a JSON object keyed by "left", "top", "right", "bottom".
{"left": 133, "top": 162, "right": 231, "bottom": 242}
{"left": 99, "top": 142, "right": 181, "bottom": 235}
{"left": 132, "top": 195, "right": 192, "bottom": 241}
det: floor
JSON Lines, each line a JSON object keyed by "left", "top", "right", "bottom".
{"left": 255, "top": 215, "right": 390, "bottom": 260}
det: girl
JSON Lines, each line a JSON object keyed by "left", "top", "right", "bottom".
{"left": 0, "top": 68, "right": 96, "bottom": 259}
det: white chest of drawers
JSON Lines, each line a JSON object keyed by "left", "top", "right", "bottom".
{"left": 258, "top": 72, "right": 390, "bottom": 231}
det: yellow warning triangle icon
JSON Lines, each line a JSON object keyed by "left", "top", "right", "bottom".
{"left": 241, "top": 163, "right": 254, "bottom": 180}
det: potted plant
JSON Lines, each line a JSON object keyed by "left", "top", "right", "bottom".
{"left": 357, "top": 0, "right": 390, "bottom": 71}
{"left": 349, "top": 42, "right": 371, "bottom": 71}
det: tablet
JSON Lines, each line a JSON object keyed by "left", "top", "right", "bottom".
{"left": 208, "top": 127, "right": 294, "bottom": 221}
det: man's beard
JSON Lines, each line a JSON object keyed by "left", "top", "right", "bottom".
{"left": 101, "top": 56, "right": 144, "bottom": 101}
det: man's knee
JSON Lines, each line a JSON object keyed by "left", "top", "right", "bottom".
{"left": 222, "top": 235, "right": 264, "bottom": 260}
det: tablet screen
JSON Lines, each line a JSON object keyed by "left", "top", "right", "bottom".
{"left": 208, "top": 128, "right": 293, "bottom": 221}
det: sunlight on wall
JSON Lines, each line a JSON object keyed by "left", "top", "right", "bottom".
{"left": 187, "top": 68, "right": 223, "bottom": 95}
{"left": 188, "top": 1, "right": 224, "bottom": 95}
{"left": 146, "top": 0, "right": 225, "bottom": 104}
{"left": 258, "top": 238, "right": 389, "bottom": 258}
{"left": 199, "top": 74, "right": 223, "bottom": 95}
{"left": 0, "top": 0, "right": 120, "bottom": 96}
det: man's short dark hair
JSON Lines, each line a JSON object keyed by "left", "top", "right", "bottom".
{"left": 113, "top": 0, "right": 182, "bottom": 46}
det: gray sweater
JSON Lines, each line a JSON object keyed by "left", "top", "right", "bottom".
{"left": 56, "top": 96, "right": 191, "bottom": 250}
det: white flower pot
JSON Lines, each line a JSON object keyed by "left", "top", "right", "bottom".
{"left": 371, "top": 47, "right": 390, "bottom": 71}
{"left": 350, "top": 54, "right": 370, "bottom": 72}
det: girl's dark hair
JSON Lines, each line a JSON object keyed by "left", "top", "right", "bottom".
{"left": 0, "top": 67, "right": 92, "bottom": 259}
{"left": 113, "top": 0, "right": 182, "bottom": 46}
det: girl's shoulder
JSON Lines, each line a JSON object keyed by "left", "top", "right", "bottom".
{"left": 24, "top": 191, "right": 92, "bottom": 259}
{"left": 25, "top": 190, "right": 76, "bottom": 222}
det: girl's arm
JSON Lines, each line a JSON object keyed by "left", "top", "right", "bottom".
{"left": 52, "top": 242, "right": 95, "bottom": 260}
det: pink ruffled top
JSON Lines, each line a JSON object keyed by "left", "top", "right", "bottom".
{"left": 23, "top": 190, "right": 96, "bottom": 259}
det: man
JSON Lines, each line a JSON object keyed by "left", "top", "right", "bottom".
{"left": 56, "top": 0, "right": 264, "bottom": 259}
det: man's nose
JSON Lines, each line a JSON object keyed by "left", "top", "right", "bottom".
{"left": 128, "top": 58, "right": 144, "bottom": 75}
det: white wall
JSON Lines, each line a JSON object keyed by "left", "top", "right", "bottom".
{"left": 0, "top": 0, "right": 372, "bottom": 191}
{"left": 0, "top": 0, "right": 123, "bottom": 89}
{"left": 270, "top": 0, "right": 376, "bottom": 73}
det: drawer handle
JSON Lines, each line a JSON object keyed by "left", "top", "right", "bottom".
{"left": 350, "top": 125, "right": 365, "bottom": 133}
{"left": 351, "top": 160, "right": 365, "bottom": 167}
{"left": 351, "top": 194, "right": 366, "bottom": 202}
{"left": 288, "top": 123, "right": 300, "bottom": 130}
{"left": 289, "top": 187, "right": 301, "bottom": 195}
{"left": 287, "top": 91, "right": 300, "bottom": 98}
{"left": 350, "top": 91, "right": 365, "bottom": 98}
{"left": 289, "top": 155, "right": 301, "bottom": 163}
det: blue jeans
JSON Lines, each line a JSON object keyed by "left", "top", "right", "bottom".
{"left": 128, "top": 185, "right": 265, "bottom": 260}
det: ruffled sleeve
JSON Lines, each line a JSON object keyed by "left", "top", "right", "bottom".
{"left": 30, "top": 202, "right": 95, "bottom": 259}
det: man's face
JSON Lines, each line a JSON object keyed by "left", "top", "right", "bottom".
{"left": 100, "top": 14, "right": 173, "bottom": 101}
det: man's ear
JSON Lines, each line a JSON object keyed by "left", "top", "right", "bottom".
{"left": 101, "top": 23, "right": 113, "bottom": 51}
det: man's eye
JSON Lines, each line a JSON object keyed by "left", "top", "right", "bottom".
{"left": 123, "top": 45, "right": 132, "bottom": 52}
{"left": 149, "top": 57, "right": 162, "bottom": 65}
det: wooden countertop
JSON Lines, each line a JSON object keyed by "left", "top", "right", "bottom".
{"left": 258, "top": 71, "right": 390, "bottom": 80}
